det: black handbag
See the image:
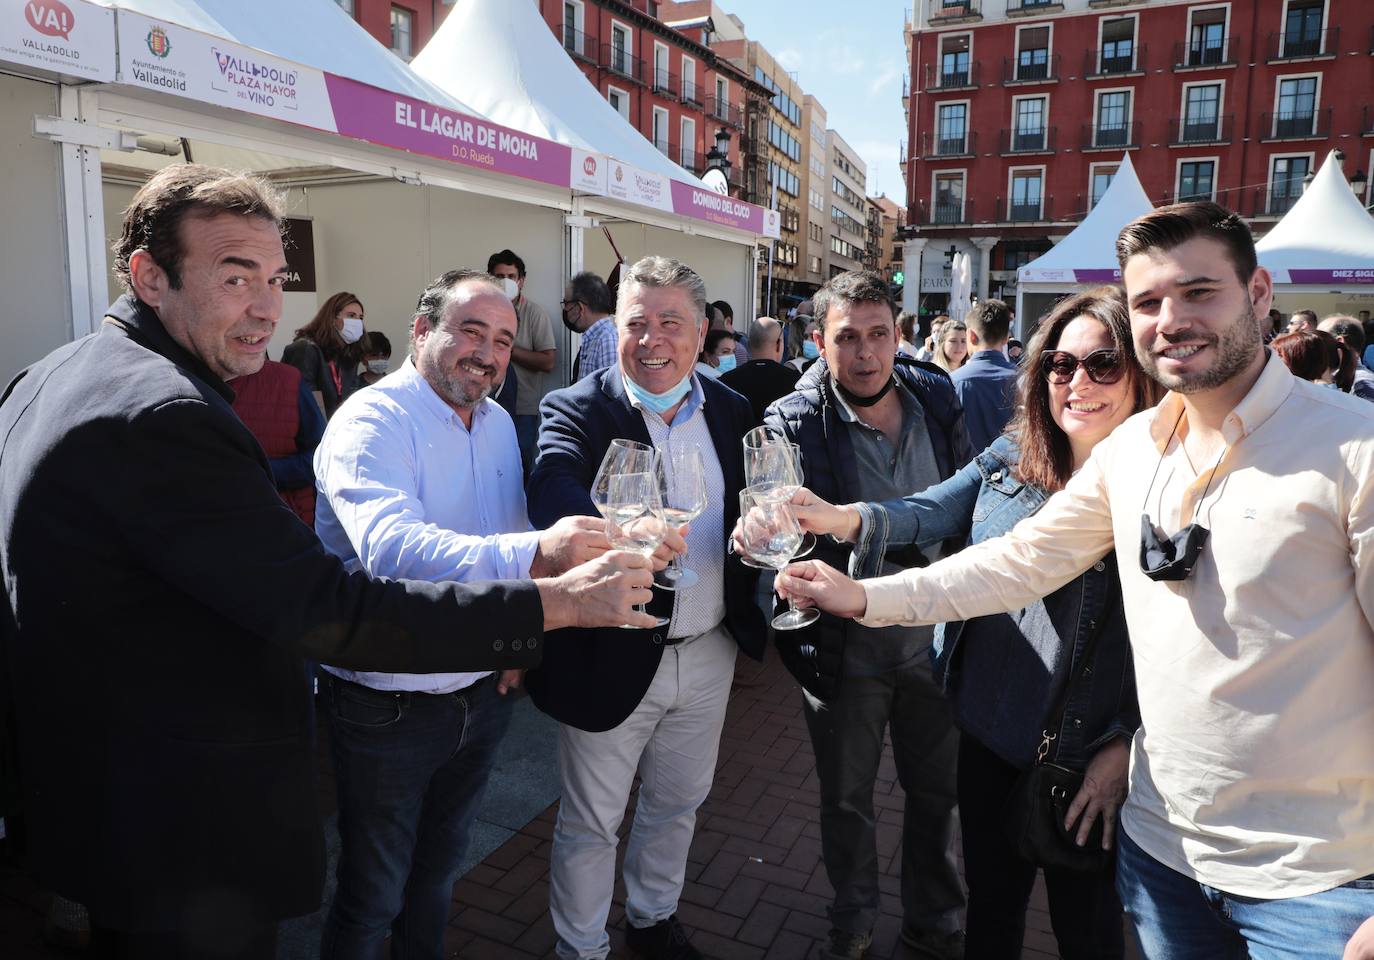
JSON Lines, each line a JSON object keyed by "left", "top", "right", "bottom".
{"left": 1002, "top": 586, "right": 1117, "bottom": 873}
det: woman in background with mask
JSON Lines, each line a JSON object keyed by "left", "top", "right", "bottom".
{"left": 358, "top": 332, "right": 393, "bottom": 387}
{"left": 283, "top": 292, "right": 367, "bottom": 417}
{"left": 696, "top": 329, "right": 738, "bottom": 379}
{"left": 787, "top": 319, "right": 822, "bottom": 373}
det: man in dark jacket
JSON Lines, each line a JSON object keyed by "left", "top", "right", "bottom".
{"left": 526, "top": 256, "right": 766, "bottom": 960}
{"left": 763, "top": 271, "right": 972, "bottom": 960}
{"left": 0, "top": 163, "right": 652, "bottom": 958}
{"left": 951, "top": 298, "right": 1020, "bottom": 453}
{"left": 720, "top": 316, "right": 800, "bottom": 424}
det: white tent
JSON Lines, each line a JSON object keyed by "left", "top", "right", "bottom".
{"left": 1014, "top": 153, "right": 1154, "bottom": 337}
{"left": 1257, "top": 150, "right": 1374, "bottom": 316}
{"left": 412, "top": 0, "right": 698, "bottom": 184}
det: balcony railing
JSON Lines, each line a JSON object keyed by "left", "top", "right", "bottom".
{"left": 602, "top": 44, "right": 645, "bottom": 84}
{"left": 1260, "top": 107, "right": 1331, "bottom": 141}
{"left": 1169, "top": 113, "right": 1233, "bottom": 145}
{"left": 1007, "top": 0, "right": 1063, "bottom": 13}
{"left": 679, "top": 146, "right": 699, "bottom": 171}
{"left": 929, "top": 0, "right": 981, "bottom": 23}
{"left": 1003, "top": 53, "right": 1060, "bottom": 83}
{"left": 998, "top": 195, "right": 1053, "bottom": 222}
{"left": 680, "top": 78, "right": 702, "bottom": 106}
{"left": 921, "top": 198, "right": 972, "bottom": 225}
{"left": 921, "top": 130, "right": 977, "bottom": 158}
{"left": 652, "top": 68, "right": 679, "bottom": 98}
{"left": 1268, "top": 26, "right": 1338, "bottom": 60}
{"left": 999, "top": 126, "right": 1056, "bottom": 154}
{"left": 559, "top": 24, "right": 598, "bottom": 64}
{"left": 1085, "top": 44, "right": 1146, "bottom": 77}
{"left": 1082, "top": 119, "right": 1139, "bottom": 149}
{"left": 1172, "top": 36, "right": 1235, "bottom": 68}
{"left": 1265, "top": 189, "right": 1303, "bottom": 216}
{"left": 923, "top": 61, "right": 980, "bottom": 91}
{"left": 705, "top": 95, "right": 743, "bottom": 128}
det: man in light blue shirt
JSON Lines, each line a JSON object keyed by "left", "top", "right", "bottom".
{"left": 313, "top": 269, "right": 612, "bottom": 960}
{"left": 566, "top": 270, "right": 617, "bottom": 380}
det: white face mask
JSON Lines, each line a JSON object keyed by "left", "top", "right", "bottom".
{"left": 340, "top": 315, "right": 365, "bottom": 344}
{"left": 366, "top": 359, "right": 389, "bottom": 374}
{"left": 500, "top": 277, "right": 519, "bottom": 301}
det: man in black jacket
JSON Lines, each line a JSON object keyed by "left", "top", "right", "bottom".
{"left": 719, "top": 316, "right": 799, "bottom": 424}
{"left": 0, "top": 163, "right": 652, "bottom": 958}
{"left": 763, "top": 271, "right": 972, "bottom": 960}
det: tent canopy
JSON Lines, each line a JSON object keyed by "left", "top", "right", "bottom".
{"left": 1017, "top": 153, "right": 1153, "bottom": 284}
{"left": 1256, "top": 150, "right": 1374, "bottom": 284}
{"left": 94, "top": 0, "right": 475, "bottom": 110}
{"left": 412, "top": 0, "right": 704, "bottom": 185}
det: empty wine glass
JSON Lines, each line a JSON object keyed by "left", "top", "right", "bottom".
{"left": 592, "top": 439, "right": 657, "bottom": 520}
{"left": 655, "top": 444, "right": 707, "bottom": 591}
{"left": 604, "top": 471, "right": 671, "bottom": 629}
{"left": 741, "top": 439, "right": 815, "bottom": 561}
{"left": 737, "top": 488, "right": 820, "bottom": 631}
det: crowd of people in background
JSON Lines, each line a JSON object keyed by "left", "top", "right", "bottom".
{"left": 2, "top": 163, "right": 1373, "bottom": 960}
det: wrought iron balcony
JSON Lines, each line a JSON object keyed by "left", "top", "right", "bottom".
{"left": 1268, "top": 26, "right": 1338, "bottom": 60}
{"left": 652, "top": 69, "right": 679, "bottom": 99}
{"left": 930, "top": 0, "right": 981, "bottom": 24}
{"left": 998, "top": 126, "right": 1056, "bottom": 155}
{"left": 1172, "top": 36, "right": 1235, "bottom": 69}
{"left": 1003, "top": 53, "right": 1060, "bottom": 84}
{"left": 923, "top": 61, "right": 979, "bottom": 91}
{"left": 602, "top": 44, "right": 645, "bottom": 84}
{"left": 1082, "top": 119, "right": 1139, "bottom": 150}
{"left": 1260, "top": 108, "right": 1331, "bottom": 141}
{"left": 1007, "top": 0, "right": 1063, "bottom": 14}
{"left": 921, "top": 130, "right": 977, "bottom": 159}
{"left": 705, "top": 95, "right": 743, "bottom": 128}
{"left": 680, "top": 78, "right": 702, "bottom": 107}
{"left": 998, "top": 195, "right": 1053, "bottom": 222}
{"left": 559, "top": 24, "right": 598, "bottom": 64}
{"left": 1169, "top": 113, "right": 1233, "bottom": 145}
{"left": 1085, "top": 44, "right": 1147, "bottom": 77}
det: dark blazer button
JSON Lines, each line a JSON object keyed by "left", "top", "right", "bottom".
{"left": 512, "top": 639, "right": 523, "bottom": 652}
{"left": 493, "top": 639, "right": 504, "bottom": 651}
{"left": 652, "top": 634, "right": 663, "bottom": 645}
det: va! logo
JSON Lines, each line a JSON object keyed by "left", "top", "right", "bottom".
{"left": 146, "top": 25, "right": 172, "bottom": 58}
{"left": 583, "top": 156, "right": 597, "bottom": 177}
{"left": 24, "top": 1, "right": 74, "bottom": 40}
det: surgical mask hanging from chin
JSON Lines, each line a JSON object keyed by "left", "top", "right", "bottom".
{"left": 622, "top": 369, "right": 693, "bottom": 416}
{"left": 340, "top": 315, "right": 365, "bottom": 344}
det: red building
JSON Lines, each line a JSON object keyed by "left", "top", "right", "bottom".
{"left": 902, "top": 0, "right": 1374, "bottom": 313}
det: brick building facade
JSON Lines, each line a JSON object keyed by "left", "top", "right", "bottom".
{"left": 902, "top": 0, "right": 1374, "bottom": 315}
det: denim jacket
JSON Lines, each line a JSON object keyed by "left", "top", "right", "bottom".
{"left": 852, "top": 434, "right": 1139, "bottom": 770}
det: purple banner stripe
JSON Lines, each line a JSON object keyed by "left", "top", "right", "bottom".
{"left": 1287, "top": 269, "right": 1374, "bottom": 284}
{"left": 1073, "top": 268, "right": 1121, "bottom": 282}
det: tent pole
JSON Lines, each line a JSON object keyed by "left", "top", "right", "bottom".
{"left": 57, "top": 85, "right": 107, "bottom": 340}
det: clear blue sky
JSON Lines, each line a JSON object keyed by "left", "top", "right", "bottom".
{"left": 718, "top": 0, "right": 909, "bottom": 200}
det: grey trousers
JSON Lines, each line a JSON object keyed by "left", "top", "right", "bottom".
{"left": 802, "top": 652, "right": 965, "bottom": 937}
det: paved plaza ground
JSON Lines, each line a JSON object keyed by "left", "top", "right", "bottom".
{"left": 0, "top": 644, "right": 1136, "bottom": 959}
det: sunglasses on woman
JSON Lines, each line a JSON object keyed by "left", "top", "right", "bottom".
{"left": 1040, "top": 348, "right": 1125, "bottom": 385}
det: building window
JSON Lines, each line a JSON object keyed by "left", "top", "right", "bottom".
{"left": 680, "top": 117, "right": 696, "bottom": 170}
{"left": 809, "top": 221, "right": 823, "bottom": 242}
{"left": 562, "top": 2, "right": 578, "bottom": 50}
{"left": 681, "top": 58, "right": 697, "bottom": 105}
{"left": 1183, "top": 84, "right": 1221, "bottom": 141}
{"left": 940, "top": 34, "right": 971, "bottom": 87}
{"left": 607, "top": 86, "right": 629, "bottom": 121}
{"left": 1100, "top": 18, "right": 1135, "bottom": 74}
{"left": 390, "top": 6, "right": 413, "bottom": 58}
{"left": 1269, "top": 155, "right": 1310, "bottom": 213}
{"left": 934, "top": 173, "right": 965, "bottom": 223}
{"left": 652, "top": 107, "right": 670, "bottom": 155}
{"left": 611, "top": 24, "right": 630, "bottom": 75}
{"left": 334, "top": 0, "right": 355, "bottom": 15}
{"left": 809, "top": 188, "right": 825, "bottom": 212}
{"left": 1187, "top": 7, "right": 1227, "bottom": 65}
{"left": 1090, "top": 164, "right": 1118, "bottom": 209}
{"left": 1095, "top": 90, "right": 1131, "bottom": 146}
{"left": 1282, "top": 0, "right": 1324, "bottom": 58}
{"left": 809, "top": 255, "right": 823, "bottom": 274}
{"left": 1010, "top": 170, "right": 1043, "bottom": 221}
{"left": 1178, "top": 161, "right": 1215, "bottom": 202}
{"left": 1017, "top": 26, "right": 1050, "bottom": 81}
{"left": 937, "top": 103, "right": 968, "bottom": 155}
{"left": 768, "top": 162, "right": 799, "bottom": 197}
{"left": 1275, "top": 76, "right": 1317, "bottom": 137}
{"left": 1002, "top": 240, "right": 1048, "bottom": 271}
{"left": 1013, "top": 97, "right": 1046, "bottom": 151}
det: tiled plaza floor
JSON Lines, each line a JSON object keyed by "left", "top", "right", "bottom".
{"left": 0, "top": 644, "right": 1136, "bottom": 959}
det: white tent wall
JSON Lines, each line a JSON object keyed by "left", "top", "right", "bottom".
{"left": 583, "top": 220, "right": 752, "bottom": 321}
{"left": 0, "top": 75, "right": 76, "bottom": 386}
{"left": 1272, "top": 290, "right": 1374, "bottom": 319}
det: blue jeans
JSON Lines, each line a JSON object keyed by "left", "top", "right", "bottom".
{"left": 320, "top": 674, "right": 513, "bottom": 960}
{"left": 1116, "top": 827, "right": 1374, "bottom": 959}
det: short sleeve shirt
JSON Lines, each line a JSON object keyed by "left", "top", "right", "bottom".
{"left": 513, "top": 297, "right": 556, "bottom": 415}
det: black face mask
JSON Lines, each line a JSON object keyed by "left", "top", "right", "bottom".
{"left": 833, "top": 375, "right": 895, "bottom": 408}
{"left": 1138, "top": 409, "right": 1216, "bottom": 583}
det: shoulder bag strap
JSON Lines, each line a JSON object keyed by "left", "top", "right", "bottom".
{"left": 1033, "top": 568, "right": 1119, "bottom": 765}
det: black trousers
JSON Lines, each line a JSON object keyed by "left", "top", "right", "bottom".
{"left": 957, "top": 735, "right": 1125, "bottom": 960}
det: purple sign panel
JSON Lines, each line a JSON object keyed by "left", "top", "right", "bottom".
{"left": 323, "top": 74, "right": 572, "bottom": 188}
{"left": 1072, "top": 268, "right": 1122, "bottom": 282}
{"left": 669, "top": 180, "right": 770, "bottom": 235}
{"left": 1287, "top": 268, "right": 1374, "bottom": 285}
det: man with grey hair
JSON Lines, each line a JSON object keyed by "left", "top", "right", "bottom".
{"left": 312, "top": 268, "right": 623, "bottom": 957}
{"left": 528, "top": 256, "right": 767, "bottom": 960}
{"left": 1318, "top": 314, "right": 1374, "bottom": 401}
{"left": 564, "top": 270, "right": 617, "bottom": 380}
{"left": 720, "top": 316, "right": 800, "bottom": 424}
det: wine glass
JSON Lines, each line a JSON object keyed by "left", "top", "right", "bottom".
{"left": 655, "top": 444, "right": 707, "bottom": 591}
{"left": 592, "top": 439, "right": 657, "bottom": 520}
{"left": 604, "top": 471, "right": 671, "bottom": 629}
{"left": 737, "top": 488, "right": 820, "bottom": 631}
{"left": 741, "top": 439, "right": 815, "bottom": 562}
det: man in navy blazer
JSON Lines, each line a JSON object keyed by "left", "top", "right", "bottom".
{"left": 951, "top": 298, "right": 1020, "bottom": 453}
{"left": 527, "top": 256, "right": 765, "bottom": 960}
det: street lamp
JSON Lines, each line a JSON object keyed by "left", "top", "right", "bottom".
{"left": 705, "top": 127, "right": 733, "bottom": 177}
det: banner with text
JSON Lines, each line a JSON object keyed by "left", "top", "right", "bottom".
{"left": 1, "top": 0, "right": 114, "bottom": 81}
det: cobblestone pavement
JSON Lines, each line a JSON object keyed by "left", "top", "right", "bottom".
{"left": 0, "top": 645, "right": 1137, "bottom": 959}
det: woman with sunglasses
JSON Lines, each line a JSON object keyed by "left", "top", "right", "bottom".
{"left": 775, "top": 287, "right": 1162, "bottom": 959}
